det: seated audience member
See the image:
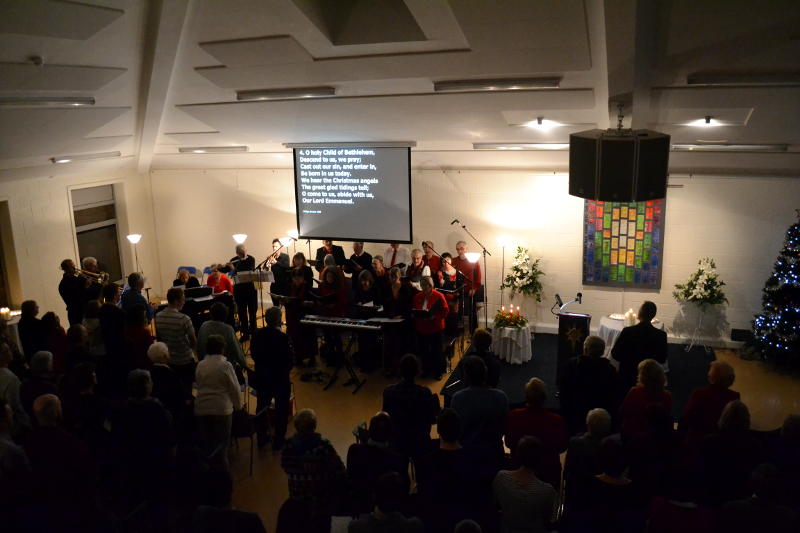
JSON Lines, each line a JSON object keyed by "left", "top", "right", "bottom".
{"left": 280, "top": 409, "right": 346, "bottom": 533}
{"left": 250, "top": 306, "right": 294, "bottom": 450}
{"left": 23, "top": 394, "right": 98, "bottom": 531}
{"left": 147, "top": 342, "right": 187, "bottom": 422}
{"left": 0, "top": 397, "right": 33, "bottom": 521}
{"left": 347, "top": 412, "right": 409, "bottom": 515}
{"left": 206, "top": 264, "right": 234, "bottom": 295}
{"left": 20, "top": 350, "right": 58, "bottom": 420}
{"left": 505, "top": 377, "right": 568, "bottom": 489}
{"left": 679, "top": 360, "right": 740, "bottom": 447}
{"left": 82, "top": 299, "right": 106, "bottom": 358}
{"left": 41, "top": 311, "right": 69, "bottom": 374}
{"left": 493, "top": 436, "right": 557, "bottom": 533}
{"left": 559, "top": 335, "right": 618, "bottom": 434}
{"left": 611, "top": 300, "right": 667, "bottom": 392}
{"left": 463, "top": 328, "right": 501, "bottom": 388}
{"left": 174, "top": 268, "right": 200, "bottom": 289}
{"left": 451, "top": 356, "right": 508, "bottom": 467}
{"left": 18, "top": 299, "right": 46, "bottom": 360}
{"left": 620, "top": 358, "right": 672, "bottom": 440}
{"left": 646, "top": 466, "right": 715, "bottom": 533}
{"left": 417, "top": 408, "right": 477, "bottom": 533}
{"left": 412, "top": 275, "right": 449, "bottom": 378}
{"left": 701, "top": 400, "right": 764, "bottom": 506}
{"left": 717, "top": 463, "right": 797, "bottom": 533}
{"left": 0, "top": 343, "right": 28, "bottom": 429}
{"left": 194, "top": 334, "right": 241, "bottom": 464}
{"left": 197, "top": 302, "right": 245, "bottom": 367}
{"left": 382, "top": 354, "right": 441, "bottom": 461}
{"left": 348, "top": 472, "right": 423, "bottom": 533}
{"left": 584, "top": 436, "right": 647, "bottom": 533}
{"left": 192, "top": 468, "right": 267, "bottom": 533}
{"left": 563, "top": 408, "right": 612, "bottom": 514}
{"left": 111, "top": 369, "right": 176, "bottom": 504}
{"left": 65, "top": 323, "right": 94, "bottom": 371}
{"left": 0, "top": 318, "right": 25, "bottom": 377}
{"left": 121, "top": 272, "right": 154, "bottom": 321}
{"left": 156, "top": 287, "right": 197, "bottom": 399}
{"left": 122, "top": 304, "right": 155, "bottom": 372}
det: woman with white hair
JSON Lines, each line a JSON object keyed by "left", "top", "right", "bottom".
{"left": 619, "top": 359, "right": 672, "bottom": 440}
{"left": 147, "top": 342, "right": 186, "bottom": 420}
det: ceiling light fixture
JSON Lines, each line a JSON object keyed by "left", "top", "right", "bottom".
{"left": 524, "top": 117, "right": 563, "bottom": 131}
{"left": 473, "top": 143, "right": 569, "bottom": 150}
{"left": 0, "top": 96, "right": 95, "bottom": 108}
{"left": 126, "top": 234, "right": 142, "bottom": 244}
{"left": 671, "top": 143, "right": 788, "bottom": 152}
{"left": 687, "top": 116, "right": 723, "bottom": 127}
{"left": 687, "top": 72, "right": 800, "bottom": 86}
{"left": 434, "top": 77, "right": 561, "bottom": 93}
{"left": 236, "top": 86, "right": 336, "bottom": 101}
{"left": 178, "top": 146, "right": 248, "bottom": 154}
{"left": 50, "top": 151, "right": 121, "bottom": 164}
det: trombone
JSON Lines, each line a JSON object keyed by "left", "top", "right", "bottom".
{"left": 78, "top": 269, "right": 110, "bottom": 284}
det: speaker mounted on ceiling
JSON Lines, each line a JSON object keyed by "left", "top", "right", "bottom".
{"left": 569, "top": 107, "right": 670, "bottom": 202}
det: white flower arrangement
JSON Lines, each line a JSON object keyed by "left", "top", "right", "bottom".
{"left": 673, "top": 257, "right": 728, "bottom": 307}
{"left": 500, "top": 246, "right": 545, "bottom": 302}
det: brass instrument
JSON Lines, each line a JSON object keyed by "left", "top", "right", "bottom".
{"left": 78, "top": 269, "right": 110, "bottom": 284}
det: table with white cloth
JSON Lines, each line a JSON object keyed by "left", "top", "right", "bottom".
{"left": 493, "top": 325, "right": 533, "bottom": 365}
{"left": 598, "top": 315, "right": 666, "bottom": 368}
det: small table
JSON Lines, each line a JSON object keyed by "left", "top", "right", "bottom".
{"left": 598, "top": 315, "right": 666, "bottom": 367}
{"left": 493, "top": 325, "right": 533, "bottom": 365}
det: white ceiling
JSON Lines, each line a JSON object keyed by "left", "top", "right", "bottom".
{"left": 1, "top": 0, "right": 799, "bottom": 181}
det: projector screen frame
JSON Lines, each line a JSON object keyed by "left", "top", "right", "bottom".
{"left": 292, "top": 146, "right": 414, "bottom": 245}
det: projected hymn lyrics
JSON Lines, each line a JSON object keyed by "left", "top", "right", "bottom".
{"left": 298, "top": 149, "right": 380, "bottom": 212}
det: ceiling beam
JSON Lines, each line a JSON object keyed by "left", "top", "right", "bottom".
{"left": 135, "top": 0, "right": 190, "bottom": 174}
{"left": 630, "top": 0, "right": 658, "bottom": 129}
{"left": 585, "top": 0, "right": 611, "bottom": 129}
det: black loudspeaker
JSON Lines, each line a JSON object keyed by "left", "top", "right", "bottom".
{"left": 569, "top": 129, "right": 670, "bottom": 201}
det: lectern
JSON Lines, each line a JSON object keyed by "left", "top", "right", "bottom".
{"left": 557, "top": 313, "right": 591, "bottom": 382}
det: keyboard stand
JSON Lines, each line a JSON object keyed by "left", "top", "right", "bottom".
{"left": 324, "top": 333, "right": 366, "bottom": 394}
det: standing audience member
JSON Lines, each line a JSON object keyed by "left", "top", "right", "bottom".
{"left": 0, "top": 318, "right": 25, "bottom": 377}
{"left": 679, "top": 360, "right": 740, "bottom": 447}
{"left": 348, "top": 471, "right": 423, "bottom": 533}
{"left": 619, "top": 358, "right": 672, "bottom": 440}
{"left": 41, "top": 311, "right": 68, "bottom": 374}
{"left": 122, "top": 304, "right": 155, "bottom": 372}
{"left": 250, "top": 306, "right": 294, "bottom": 450}
{"left": 19, "top": 350, "right": 58, "bottom": 421}
{"left": 768, "top": 414, "right": 800, "bottom": 512}
{"left": 147, "top": 342, "right": 187, "bottom": 426}
{"left": 121, "top": 272, "right": 154, "bottom": 321}
{"left": 463, "top": 328, "right": 501, "bottom": 388}
{"left": 59, "top": 362, "right": 108, "bottom": 450}
{"left": 646, "top": 466, "right": 715, "bottom": 533}
{"left": 411, "top": 275, "right": 449, "bottom": 379}
{"left": 197, "top": 302, "right": 246, "bottom": 368}
{"left": 191, "top": 468, "right": 267, "bottom": 533}
{"left": 611, "top": 301, "right": 667, "bottom": 392}
{"left": 65, "top": 323, "right": 93, "bottom": 371}
{"left": 156, "top": 287, "right": 197, "bottom": 398}
{"left": 0, "top": 343, "right": 28, "bottom": 429}
{"left": 717, "top": 463, "right": 797, "bottom": 533}
{"left": 382, "top": 354, "right": 441, "bottom": 461}
{"left": 559, "top": 335, "right": 618, "bottom": 434}
{"left": 493, "top": 436, "right": 557, "bottom": 533}
{"left": 82, "top": 299, "right": 106, "bottom": 358}
{"left": 18, "top": 299, "right": 45, "bottom": 360}
{"left": 99, "top": 283, "right": 125, "bottom": 356}
{"left": 505, "top": 377, "right": 568, "bottom": 489}
{"left": 563, "top": 408, "right": 613, "bottom": 517}
{"left": 194, "top": 334, "right": 241, "bottom": 465}
{"left": 0, "top": 398, "right": 33, "bottom": 525}
{"left": 280, "top": 409, "right": 346, "bottom": 533}
{"left": 23, "top": 394, "right": 98, "bottom": 531}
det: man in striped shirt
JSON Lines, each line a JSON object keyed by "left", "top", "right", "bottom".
{"left": 156, "top": 287, "right": 197, "bottom": 398}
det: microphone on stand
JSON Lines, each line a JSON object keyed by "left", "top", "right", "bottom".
{"left": 450, "top": 219, "right": 460, "bottom": 225}
{"left": 577, "top": 292, "right": 583, "bottom": 304}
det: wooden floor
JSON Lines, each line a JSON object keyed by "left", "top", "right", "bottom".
{"left": 229, "top": 342, "right": 799, "bottom": 531}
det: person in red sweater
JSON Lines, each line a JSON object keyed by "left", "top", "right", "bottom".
{"left": 206, "top": 264, "right": 234, "bottom": 295}
{"left": 421, "top": 241, "right": 441, "bottom": 273}
{"left": 452, "top": 241, "right": 482, "bottom": 331}
{"left": 505, "top": 377, "right": 569, "bottom": 489}
{"left": 412, "top": 276, "right": 449, "bottom": 379}
{"left": 620, "top": 359, "right": 672, "bottom": 440}
{"left": 679, "top": 360, "right": 740, "bottom": 448}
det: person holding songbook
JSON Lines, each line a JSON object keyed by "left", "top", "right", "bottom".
{"left": 422, "top": 241, "right": 441, "bottom": 273}
{"left": 291, "top": 252, "right": 314, "bottom": 287}
{"left": 372, "top": 255, "right": 391, "bottom": 303}
{"left": 412, "top": 276, "right": 449, "bottom": 379}
{"left": 436, "top": 253, "right": 466, "bottom": 336}
{"left": 319, "top": 261, "right": 348, "bottom": 318}
{"left": 344, "top": 242, "right": 373, "bottom": 292}
{"left": 452, "top": 241, "right": 482, "bottom": 331}
{"left": 405, "top": 249, "right": 426, "bottom": 282}
{"left": 314, "top": 240, "right": 346, "bottom": 273}
{"left": 206, "top": 264, "right": 234, "bottom": 295}
{"left": 353, "top": 270, "right": 380, "bottom": 307}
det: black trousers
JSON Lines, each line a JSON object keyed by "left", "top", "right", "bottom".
{"left": 417, "top": 331, "right": 444, "bottom": 377}
{"left": 170, "top": 361, "right": 197, "bottom": 402}
{"left": 235, "top": 286, "right": 258, "bottom": 334}
{"left": 255, "top": 379, "right": 291, "bottom": 446}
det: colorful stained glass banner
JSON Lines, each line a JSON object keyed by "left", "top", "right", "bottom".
{"left": 582, "top": 199, "right": 666, "bottom": 288}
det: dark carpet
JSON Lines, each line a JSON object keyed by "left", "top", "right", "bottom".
{"left": 443, "top": 333, "right": 716, "bottom": 418}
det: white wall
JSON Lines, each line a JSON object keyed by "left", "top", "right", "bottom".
{"left": 150, "top": 168, "right": 800, "bottom": 340}
{"left": 0, "top": 169, "right": 162, "bottom": 323}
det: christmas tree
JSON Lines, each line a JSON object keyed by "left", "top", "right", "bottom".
{"left": 752, "top": 212, "right": 800, "bottom": 369}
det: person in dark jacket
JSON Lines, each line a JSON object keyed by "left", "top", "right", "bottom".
{"left": 559, "top": 335, "right": 618, "bottom": 434}
{"left": 611, "top": 301, "right": 667, "bottom": 392}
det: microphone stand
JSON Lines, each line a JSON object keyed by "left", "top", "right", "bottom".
{"left": 426, "top": 242, "right": 470, "bottom": 352}
{"left": 457, "top": 221, "right": 491, "bottom": 329}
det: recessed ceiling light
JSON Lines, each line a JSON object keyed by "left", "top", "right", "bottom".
{"left": 473, "top": 143, "right": 570, "bottom": 150}
{"left": 671, "top": 143, "right": 788, "bottom": 152}
{"left": 434, "top": 77, "right": 561, "bottom": 93}
{"left": 523, "top": 117, "right": 563, "bottom": 131}
{"left": 0, "top": 96, "right": 95, "bottom": 108}
{"left": 50, "top": 151, "right": 121, "bottom": 164}
{"left": 236, "top": 86, "right": 336, "bottom": 101}
{"left": 178, "top": 146, "right": 248, "bottom": 154}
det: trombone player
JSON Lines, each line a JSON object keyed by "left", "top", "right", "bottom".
{"left": 59, "top": 259, "right": 89, "bottom": 325}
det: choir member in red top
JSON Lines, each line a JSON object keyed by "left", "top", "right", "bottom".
{"left": 435, "top": 253, "right": 465, "bottom": 336}
{"left": 421, "top": 241, "right": 441, "bottom": 273}
{"left": 412, "top": 276, "right": 449, "bottom": 379}
{"left": 451, "top": 241, "right": 482, "bottom": 331}
{"left": 206, "top": 264, "right": 234, "bottom": 295}
{"left": 319, "top": 265, "right": 348, "bottom": 318}
{"left": 405, "top": 248, "right": 426, "bottom": 281}
{"left": 620, "top": 359, "right": 672, "bottom": 440}
{"left": 505, "top": 377, "right": 569, "bottom": 489}
{"left": 679, "top": 360, "right": 740, "bottom": 447}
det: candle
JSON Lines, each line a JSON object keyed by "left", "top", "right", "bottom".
{"left": 0, "top": 307, "right": 9, "bottom": 321}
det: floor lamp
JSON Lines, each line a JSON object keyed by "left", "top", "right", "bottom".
{"left": 126, "top": 234, "right": 142, "bottom": 273}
